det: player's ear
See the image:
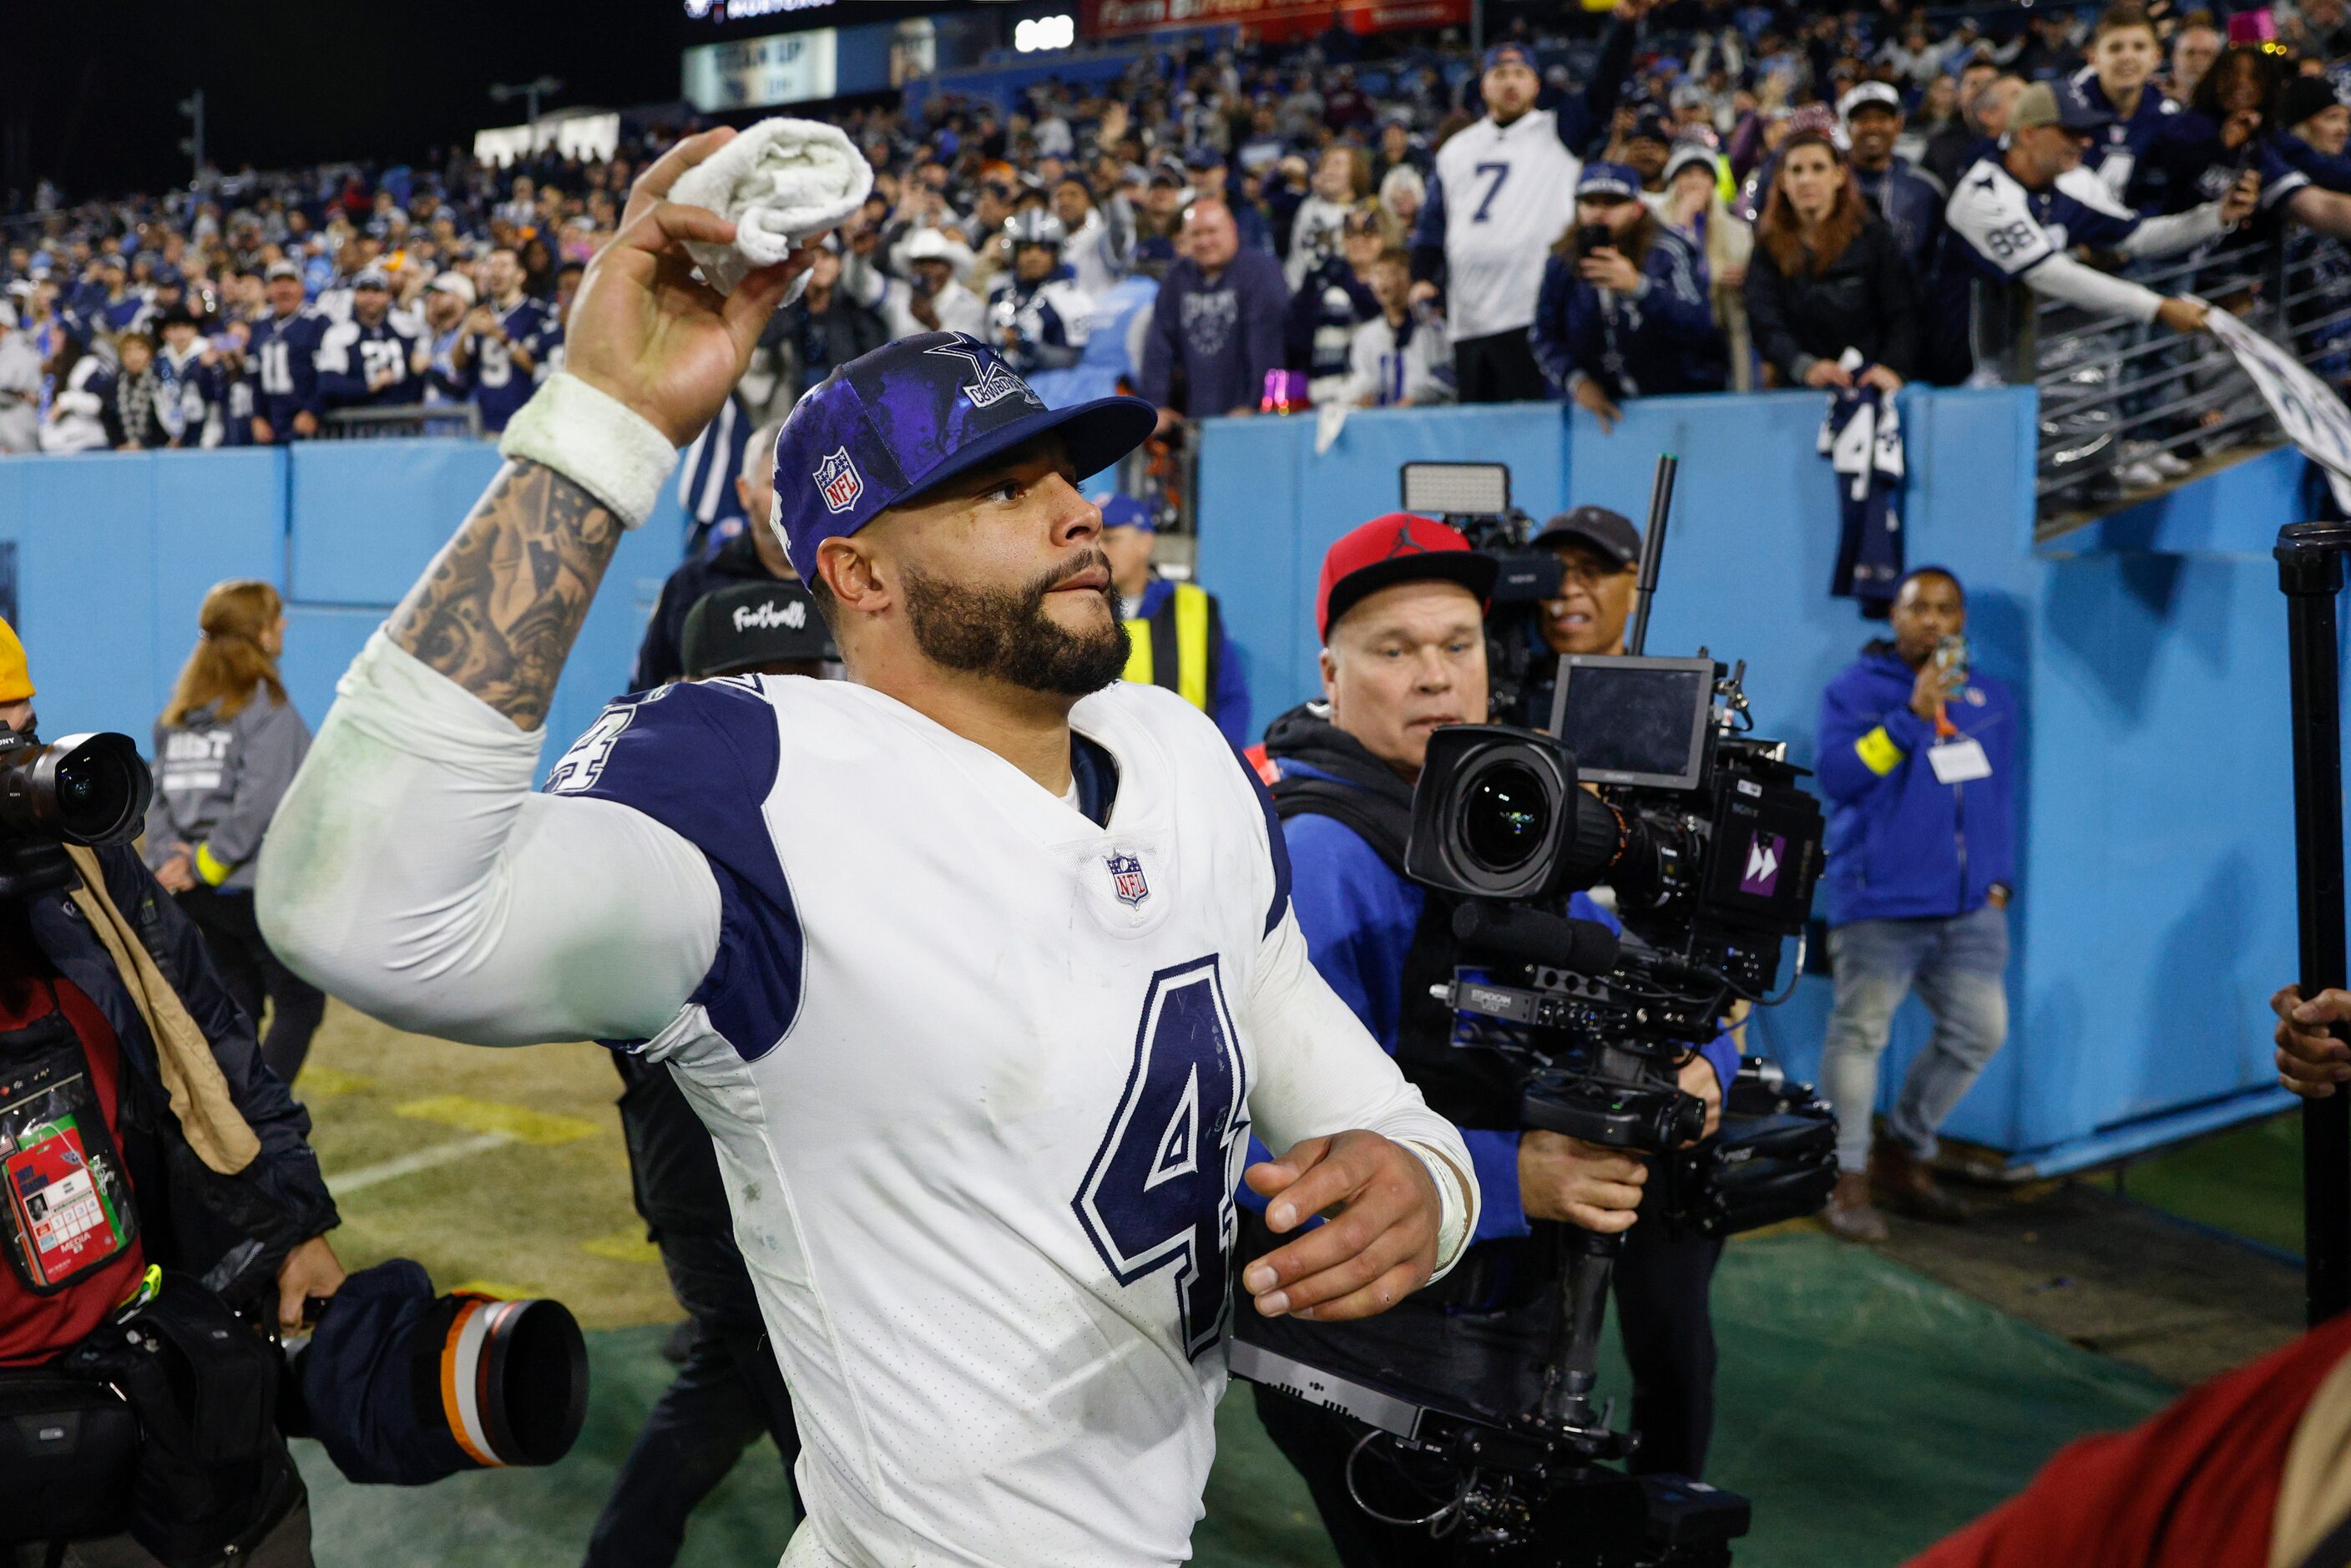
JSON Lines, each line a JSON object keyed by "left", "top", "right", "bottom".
{"left": 817, "top": 539, "right": 887, "bottom": 616}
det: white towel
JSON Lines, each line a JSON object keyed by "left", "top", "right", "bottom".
{"left": 669, "top": 119, "right": 874, "bottom": 296}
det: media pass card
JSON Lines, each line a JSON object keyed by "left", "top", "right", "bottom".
{"left": 1927, "top": 737, "right": 1991, "bottom": 785}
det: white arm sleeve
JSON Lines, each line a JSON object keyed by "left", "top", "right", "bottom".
{"left": 1243, "top": 908, "right": 1479, "bottom": 1280}
{"left": 2020, "top": 251, "right": 2169, "bottom": 323}
{"left": 2116, "top": 200, "right": 2227, "bottom": 259}
{"left": 255, "top": 632, "right": 721, "bottom": 1046}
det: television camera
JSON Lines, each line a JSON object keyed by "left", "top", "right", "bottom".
{"left": 1231, "top": 458, "right": 1839, "bottom": 1565}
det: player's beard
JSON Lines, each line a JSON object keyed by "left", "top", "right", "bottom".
{"left": 900, "top": 549, "right": 1130, "bottom": 697}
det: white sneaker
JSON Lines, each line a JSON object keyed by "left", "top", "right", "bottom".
{"left": 2115, "top": 460, "right": 2166, "bottom": 490}
{"left": 2146, "top": 449, "right": 2193, "bottom": 477}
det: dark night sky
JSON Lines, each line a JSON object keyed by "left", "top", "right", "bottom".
{"left": 6, "top": 0, "right": 983, "bottom": 203}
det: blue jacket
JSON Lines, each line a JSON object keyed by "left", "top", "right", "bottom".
{"left": 1816, "top": 645, "right": 2018, "bottom": 926}
{"left": 1276, "top": 761, "right": 1739, "bottom": 1245}
{"left": 1529, "top": 227, "right": 1727, "bottom": 402}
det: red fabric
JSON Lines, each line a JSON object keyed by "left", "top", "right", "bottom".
{"left": 1904, "top": 1309, "right": 2351, "bottom": 1568}
{"left": 1243, "top": 742, "right": 1277, "bottom": 786}
{"left": 1315, "top": 512, "right": 1494, "bottom": 640}
{"left": 0, "top": 912, "right": 145, "bottom": 1367}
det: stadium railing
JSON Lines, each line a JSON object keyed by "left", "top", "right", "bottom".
{"left": 319, "top": 403, "right": 483, "bottom": 440}
{"left": 2019, "top": 230, "right": 2349, "bottom": 539}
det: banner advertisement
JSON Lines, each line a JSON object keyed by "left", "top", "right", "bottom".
{"left": 1081, "top": 0, "right": 1469, "bottom": 43}
{"left": 682, "top": 28, "right": 840, "bottom": 111}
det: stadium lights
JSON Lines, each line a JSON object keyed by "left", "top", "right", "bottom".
{"left": 1015, "top": 13, "right": 1074, "bottom": 52}
{"left": 684, "top": 0, "right": 837, "bottom": 18}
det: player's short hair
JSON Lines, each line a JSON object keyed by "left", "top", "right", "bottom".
{"left": 2093, "top": 2, "right": 2157, "bottom": 40}
{"left": 743, "top": 417, "right": 785, "bottom": 488}
{"left": 1373, "top": 245, "right": 1410, "bottom": 270}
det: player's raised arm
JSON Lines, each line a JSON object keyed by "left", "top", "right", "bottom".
{"left": 392, "top": 129, "right": 806, "bottom": 726}
{"left": 256, "top": 130, "right": 816, "bottom": 1045}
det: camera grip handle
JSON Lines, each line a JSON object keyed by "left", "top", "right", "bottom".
{"left": 1451, "top": 902, "right": 1620, "bottom": 975}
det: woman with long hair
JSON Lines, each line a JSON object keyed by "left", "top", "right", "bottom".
{"left": 1742, "top": 129, "right": 1919, "bottom": 391}
{"left": 146, "top": 579, "right": 326, "bottom": 1085}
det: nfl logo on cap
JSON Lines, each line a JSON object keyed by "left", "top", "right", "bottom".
{"left": 1105, "top": 851, "right": 1150, "bottom": 908}
{"left": 815, "top": 448, "right": 863, "bottom": 515}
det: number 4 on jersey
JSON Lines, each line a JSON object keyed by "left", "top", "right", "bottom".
{"left": 1074, "top": 958, "right": 1250, "bottom": 1360}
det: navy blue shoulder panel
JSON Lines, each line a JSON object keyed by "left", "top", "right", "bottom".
{"left": 545, "top": 677, "right": 802, "bottom": 1060}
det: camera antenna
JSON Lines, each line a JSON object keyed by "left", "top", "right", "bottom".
{"left": 1625, "top": 453, "right": 1678, "bottom": 657}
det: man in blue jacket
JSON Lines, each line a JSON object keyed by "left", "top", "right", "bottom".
{"left": 1248, "top": 514, "right": 1737, "bottom": 1562}
{"left": 1529, "top": 162, "right": 1726, "bottom": 432}
{"left": 1814, "top": 567, "right": 2017, "bottom": 1242}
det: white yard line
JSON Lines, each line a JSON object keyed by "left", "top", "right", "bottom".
{"left": 327, "top": 1132, "right": 511, "bottom": 1196}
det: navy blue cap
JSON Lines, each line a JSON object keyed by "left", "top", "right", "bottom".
{"left": 1484, "top": 43, "right": 1536, "bottom": 73}
{"left": 1577, "top": 161, "right": 1644, "bottom": 201}
{"left": 1097, "top": 493, "right": 1155, "bottom": 531}
{"left": 1184, "top": 145, "right": 1226, "bottom": 171}
{"left": 771, "top": 332, "right": 1156, "bottom": 578}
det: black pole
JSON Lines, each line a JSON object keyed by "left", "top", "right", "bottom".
{"left": 1625, "top": 453, "right": 1679, "bottom": 658}
{"left": 2278, "top": 521, "right": 2351, "bottom": 1326}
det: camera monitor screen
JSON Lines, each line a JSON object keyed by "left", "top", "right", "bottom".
{"left": 1548, "top": 655, "right": 1715, "bottom": 790}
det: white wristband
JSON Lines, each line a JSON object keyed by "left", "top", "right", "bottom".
{"left": 1398, "top": 1138, "right": 1474, "bottom": 1282}
{"left": 497, "top": 372, "right": 680, "bottom": 529}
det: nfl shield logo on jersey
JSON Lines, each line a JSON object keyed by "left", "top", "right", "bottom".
{"left": 1105, "top": 852, "right": 1150, "bottom": 908}
{"left": 815, "top": 448, "right": 863, "bottom": 515}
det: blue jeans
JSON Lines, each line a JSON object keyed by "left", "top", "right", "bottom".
{"left": 1820, "top": 904, "right": 2010, "bottom": 1173}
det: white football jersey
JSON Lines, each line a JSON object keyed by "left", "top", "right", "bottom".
{"left": 551, "top": 675, "right": 1318, "bottom": 1566}
{"left": 1428, "top": 109, "right": 1581, "bottom": 340}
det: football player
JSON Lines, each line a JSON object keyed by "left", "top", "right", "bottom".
{"left": 987, "top": 210, "right": 1094, "bottom": 377}
{"left": 259, "top": 129, "right": 1475, "bottom": 1568}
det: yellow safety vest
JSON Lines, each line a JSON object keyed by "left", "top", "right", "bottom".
{"left": 1122, "top": 580, "right": 1216, "bottom": 713}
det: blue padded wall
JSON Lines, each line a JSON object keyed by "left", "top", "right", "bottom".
{"left": 1197, "top": 388, "right": 2298, "bottom": 1174}
{"left": 0, "top": 443, "right": 690, "bottom": 784}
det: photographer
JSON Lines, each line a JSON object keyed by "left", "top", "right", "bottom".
{"left": 1815, "top": 568, "right": 2016, "bottom": 1243}
{"left": 1251, "top": 515, "right": 1739, "bottom": 1563}
{"left": 0, "top": 613, "right": 344, "bottom": 1565}
{"left": 1531, "top": 164, "right": 1728, "bottom": 434}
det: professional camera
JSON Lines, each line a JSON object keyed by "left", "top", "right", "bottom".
{"left": 0, "top": 727, "right": 153, "bottom": 897}
{"left": 1231, "top": 458, "right": 1838, "bottom": 1566}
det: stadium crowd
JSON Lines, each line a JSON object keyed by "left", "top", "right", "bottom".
{"left": 9, "top": 0, "right": 2351, "bottom": 488}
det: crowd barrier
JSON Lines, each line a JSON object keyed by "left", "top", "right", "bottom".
{"left": 0, "top": 440, "right": 690, "bottom": 781}
{"left": 0, "top": 395, "right": 2307, "bottom": 1176}
{"left": 1198, "top": 391, "right": 2301, "bottom": 1176}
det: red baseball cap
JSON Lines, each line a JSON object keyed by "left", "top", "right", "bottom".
{"left": 1315, "top": 513, "right": 1499, "bottom": 643}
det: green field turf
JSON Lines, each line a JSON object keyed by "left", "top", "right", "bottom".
{"left": 294, "top": 1005, "right": 2173, "bottom": 1568}
{"left": 2090, "top": 1110, "right": 2305, "bottom": 1257}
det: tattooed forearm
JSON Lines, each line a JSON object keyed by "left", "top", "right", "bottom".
{"left": 388, "top": 461, "right": 626, "bottom": 730}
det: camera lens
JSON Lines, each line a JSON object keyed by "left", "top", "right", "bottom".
{"left": 1462, "top": 761, "right": 1552, "bottom": 873}
{"left": 0, "top": 734, "right": 151, "bottom": 847}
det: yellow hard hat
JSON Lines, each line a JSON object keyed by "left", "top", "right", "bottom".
{"left": 0, "top": 616, "right": 35, "bottom": 705}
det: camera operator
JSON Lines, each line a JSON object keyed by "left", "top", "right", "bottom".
{"left": 1249, "top": 515, "right": 1739, "bottom": 1563}
{"left": 1815, "top": 568, "right": 2016, "bottom": 1243}
{"left": 1534, "top": 505, "right": 1642, "bottom": 659}
{"left": 0, "top": 614, "right": 345, "bottom": 1566}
